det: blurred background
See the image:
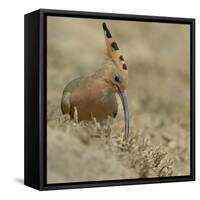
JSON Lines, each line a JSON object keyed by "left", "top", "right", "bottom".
{"left": 47, "top": 16, "right": 190, "bottom": 184}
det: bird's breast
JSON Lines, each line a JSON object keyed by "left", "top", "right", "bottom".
{"left": 71, "top": 84, "right": 118, "bottom": 122}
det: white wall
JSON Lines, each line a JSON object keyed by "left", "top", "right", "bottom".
{"left": 0, "top": 0, "right": 198, "bottom": 199}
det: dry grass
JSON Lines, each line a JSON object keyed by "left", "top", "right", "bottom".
{"left": 47, "top": 114, "right": 173, "bottom": 183}
{"left": 47, "top": 17, "right": 190, "bottom": 183}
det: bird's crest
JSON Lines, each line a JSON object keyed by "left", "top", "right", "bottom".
{"left": 102, "top": 22, "right": 127, "bottom": 71}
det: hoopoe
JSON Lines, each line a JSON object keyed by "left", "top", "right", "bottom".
{"left": 61, "top": 22, "right": 129, "bottom": 139}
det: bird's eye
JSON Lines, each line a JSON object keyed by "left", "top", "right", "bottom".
{"left": 115, "top": 76, "right": 120, "bottom": 82}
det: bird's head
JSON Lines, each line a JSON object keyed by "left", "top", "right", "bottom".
{"left": 102, "top": 22, "right": 129, "bottom": 140}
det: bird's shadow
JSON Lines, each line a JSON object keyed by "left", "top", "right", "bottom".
{"left": 14, "top": 178, "right": 24, "bottom": 185}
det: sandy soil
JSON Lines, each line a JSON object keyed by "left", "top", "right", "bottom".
{"left": 47, "top": 17, "right": 190, "bottom": 184}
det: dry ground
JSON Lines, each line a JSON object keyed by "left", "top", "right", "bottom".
{"left": 47, "top": 17, "right": 190, "bottom": 183}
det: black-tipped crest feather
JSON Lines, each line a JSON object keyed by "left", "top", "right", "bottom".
{"left": 102, "top": 22, "right": 112, "bottom": 38}
{"left": 111, "top": 42, "right": 119, "bottom": 50}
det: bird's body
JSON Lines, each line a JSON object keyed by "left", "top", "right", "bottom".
{"left": 61, "top": 22, "right": 130, "bottom": 139}
{"left": 61, "top": 64, "right": 118, "bottom": 121}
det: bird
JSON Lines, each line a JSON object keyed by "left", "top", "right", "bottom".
{"left": 61, "top": 22, "right": 129, "bottom": 140}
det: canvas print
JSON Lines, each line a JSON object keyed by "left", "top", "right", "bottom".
{"left": 47, "top": 16, "right": 190, "bottom": 184}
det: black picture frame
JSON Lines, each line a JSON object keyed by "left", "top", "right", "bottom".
{"left": 24, "top": 9, "right": 195, "bottom": 191}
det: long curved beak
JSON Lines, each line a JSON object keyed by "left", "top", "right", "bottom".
{"left": 118, "top": 91, "right": 129, "bottom": 140}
